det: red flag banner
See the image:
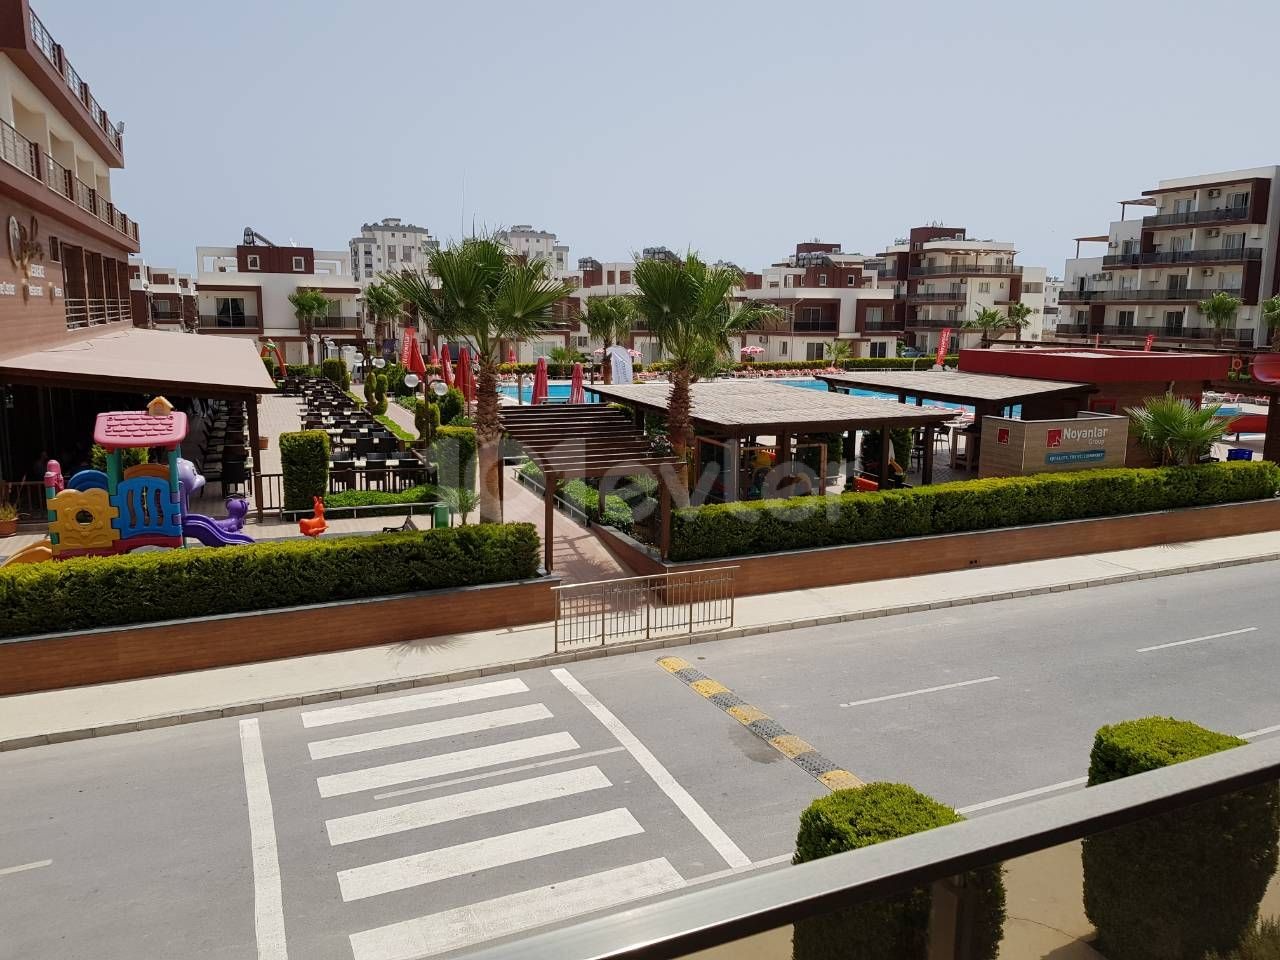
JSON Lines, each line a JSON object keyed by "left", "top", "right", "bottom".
{"left": 1144, "top": 334, "right": 1155, "bottom": 352}
{"left": 935, "top": 327, "right": 952, "bottom": 366}
{"left": 400, "top": 327, "right": 416, "bottom": 367}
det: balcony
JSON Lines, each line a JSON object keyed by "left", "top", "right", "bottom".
{"left": 1103, "top": 247, "right": 1264, "bottom": 268}
{"left": 1142, "top": 205, "right": 1250, "bottom": 228}
{"left": 0, "top": 117, "right": 139, "bottom": 242}
{"left": 29, "top": 10, "right": 124, "bottom": 154}
{"left": 792, "top": 318, "right": 838, "bottom": 333}
{"left": 1055, "top": 322, "right": 1255, "bottom": 346}
{"left": 905, "top": 315, "right": 957, "bottom": 329}
{"left": 312, "top": 315, "right": 362, "bottom": 330}
{"left": 198, "top": 314, "right": 262, "bottom": 332}
{"left": 863, "top": 318, "right": 906, "bottom": 332}
{"left": 909, "top": 263, "right": 1023, "bottom": 277}
{"left": 908, "top": 290, "right": 967, "bottom": 303}
{"left": 65, "top": 297, "right": 130, "bottom": 330}
{"left": 1060, "top": 286, "right": 1241, "bottom": 304}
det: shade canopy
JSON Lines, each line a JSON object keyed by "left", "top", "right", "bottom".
{"left": 817, "top": 370, "right": 1094, "bottom": 407}
{"left": 500, "top": 404, "right": 683, "bottom": 481}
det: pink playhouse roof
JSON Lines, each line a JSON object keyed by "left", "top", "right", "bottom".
{"left": 93, "top": 410, "right": 188, "bottom": 450}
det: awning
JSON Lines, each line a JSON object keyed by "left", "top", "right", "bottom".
{"left": 0, "top": 327, "right": 277, "bottom": 399}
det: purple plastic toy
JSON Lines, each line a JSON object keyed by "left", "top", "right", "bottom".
{"left": 176, "top": 458, "right": 254, "bottom": 547}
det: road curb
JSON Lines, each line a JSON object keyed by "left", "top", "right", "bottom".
{"left": 5, "top": 550, "right": 1277, "bottom": 752}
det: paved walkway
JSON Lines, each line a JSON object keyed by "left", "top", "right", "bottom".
{"left": 4, "top": 528, "right": 1279, "bottom": 749}
{"left": 503, "top": 471, "right": 628, "bottom": 582}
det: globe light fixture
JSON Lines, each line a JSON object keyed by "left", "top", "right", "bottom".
{"left": 372, "top": 357, "right": 387, "bottom": 369}
{"left": 403, "top": 373, "right": 420, "bottom": 389}
{"left": 431, "top": 379, "right": 448, "bottom": 397}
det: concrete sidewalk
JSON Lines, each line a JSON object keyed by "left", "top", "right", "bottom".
{"left": 4, "top": 529, "right": 1280, "bottom": 750}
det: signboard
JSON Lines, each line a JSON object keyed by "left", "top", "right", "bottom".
{"left": 400, "top": 326, "right": 416, "bottom": 367}
{"left": 978, "top": 413, "right": 1128, "bottom": 477}
{"left": 935, "top": 327, "right": 952, "bottom": 366}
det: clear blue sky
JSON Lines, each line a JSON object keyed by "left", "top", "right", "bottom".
{"left": 48, "top": 0, "right": 1280, "bottom": 275}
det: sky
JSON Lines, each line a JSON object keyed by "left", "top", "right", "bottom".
{"left": 48, "top": 0, "right": 1280, "bottom": 277}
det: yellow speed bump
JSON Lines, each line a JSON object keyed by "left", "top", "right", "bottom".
{"left": 769, "top": 735, "right": 817, "bottom": 759}
{"left": 657, "top": 657, "right": 691, "bottom": 673}
{"left": 819, "top": 769, "right": 866, "bottom": 791}
{"left": 690, "top": 678, "right": 731, "bottom": 698}
{"left": 727, "top": 705, "right": 770, "bottom": 726}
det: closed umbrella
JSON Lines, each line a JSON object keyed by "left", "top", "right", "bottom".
{"left": 531, "top": 356, "right": 549, "bottom": 405}
{"left": 440, "top": 343, "right": 454, "bottom": 387}
{"left": 457, "top": 347, "right": 476, "bottom": 404}
{"left": 406, "top": 336, "right": 427, "bottom": 378}
{"left": 507, "top": 346, "right": 517, "bottom": 365}
{"left": 569, "top": 362, "right": 585, "bottom": 404}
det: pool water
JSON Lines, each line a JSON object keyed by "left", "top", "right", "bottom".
{"left": 497, "top": 377, "right": 979, "bottom": 415}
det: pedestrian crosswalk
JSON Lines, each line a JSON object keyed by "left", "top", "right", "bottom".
{"left": 298, "top": 673, "right": 697, "bottom": 960}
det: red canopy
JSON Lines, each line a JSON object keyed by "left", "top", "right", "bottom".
{"left": 531, "top": 356, "right": 549, "bottom": 405}
{"left": 428, "top": 344, "right": 439, "bottom": 365}
{"left": 440, "top": 343, "right": 454, "bottom": 387}
{"left": 456, "top": 346, "right": 476, "bottom": 403}
{"left": 405, "top": 335, "right": 427, "bottom": 377}
{"left": 569, "top": 362, "right": 585, "bottom": 404}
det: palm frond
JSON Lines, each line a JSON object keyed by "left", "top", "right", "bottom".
{"left": 1127, "top": 393, "right": 1233, "bottom": 466}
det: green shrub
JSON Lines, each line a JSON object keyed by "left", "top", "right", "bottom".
{"left": 320, "top": 357, "right": 349, "bottom": 390}
{"left": 374, "top": 413, "right": 415, "bottom": 442}
{"left": 1082, "top": 718, "right": 1280, "bottom": 960}
{"left": 426, "top": 385, "right": 465, "bottom": 426}
{"left": 286, "top": 363, "right": 320, "bottom": 377}
{"left": 323, "top": 484, "right": 436, "bottom": 518}
{"left": 793, "top": 784, "right": 1005, "bottom": 960}
{"left": 415, "top": 398, "right": 440, "bottom": 442}
{"left": 90, "top": 444, "right": 149, "bottom": 472}
{"left": 433, "top": 425, "right": 477, "bottom": 490}
{"left": 669, "top": 462, "right": 1280, "bottom": 562}
{"left": 262, "top": 356, "right": 277, "bottom": 379}
{"left": 518, "top": 462, "right": 635, "bottom": 533}
{"left": 0, "top": 524, "right": 540, "bottom": 638}
{"left": 1207, "top": 917, "right": 1280, "bottom": 960}
{"left": 279, "top": 430, "right": 329, "bottom": 511}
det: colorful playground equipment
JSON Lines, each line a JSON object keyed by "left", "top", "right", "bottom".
{"left": 0, "top": 397, "right": 254, "bottom": 567}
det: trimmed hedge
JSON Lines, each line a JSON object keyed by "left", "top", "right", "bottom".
{"left": 1082, "top": 718, "right": 1280, "bottom": 960}
{"left": 279, "top": 430, "right": 329, "bottom": 511}
{"left": 669, "top": 462, "right": 1280, "bottom": 562}
{"left": 0, "top": 525, "right": 541, "bottom": 638}
{"left": 793, "top": 784, "right": 1005, "bottom": 960}
{"left": 1207, "top": 918, "right": 1280, "bottom": 960}
{"left": 323, "top": 485, "right": 437, "bottom": 518}
{"left": 518, "top": 462, "right": 635, "bottom": 533}
{"left": 286, "top": 363, "right": 320, "bottom": 377}
{"left": 434, "top": 425, "right": 477, "bottom": 490}
{"left": 375, "top": 413, "right": 415, "bottom": 442}
{"left": 321, "top": 357, "right": 349, "bottom": 390}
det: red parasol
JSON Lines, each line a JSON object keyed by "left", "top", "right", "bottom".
{"left": 531, "top": 356, "right": 549, "bottom": 405}
{"left": 440, "top": 343, "right": 454, "bottom": 387}
{"left": 406, "top": 336, "right": 427, "bottom": 378}
{"left": 507, "top": 346, "right": 517, "bottom": 365}
{"left": 569, "top": 362, "right": 586, "bottom": 404}
{"left": 456, "top": 347, "right": 476, "bottom": 403}
{"left": 428, "top": 344, "right": 438, "bottom": 365}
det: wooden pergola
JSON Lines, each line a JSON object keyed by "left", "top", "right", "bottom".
{"left": 500, "top": 404, "right": 684, "bottom": 570}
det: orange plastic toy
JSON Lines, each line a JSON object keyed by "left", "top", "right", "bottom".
{"left": 299, "top": 496, "right": 327, "bottom": 537}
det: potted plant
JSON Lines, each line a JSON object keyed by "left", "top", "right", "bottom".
{"left": 0, "top": 502, "right": 18, "bottom": 537}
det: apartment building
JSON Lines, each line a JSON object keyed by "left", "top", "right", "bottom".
{"left": 348, "top": 217, "right": 437, "bottom": 285}
{"left": 0, "top": 1, "right": 139, "bottom": 346}
{"left": 1059, "top": 167, "right": 1280, "bottom": 349}
{"left": 497, "top": 224, "right": 569, "bottom": 272}
{"left": 128, "top": 256, "right": 195, "bottom": 329}
{"left": 195, "top": 240, "right": 361, "bottom": 364}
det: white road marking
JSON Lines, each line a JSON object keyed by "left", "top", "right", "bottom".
{"left": 955, "top": 777, "right": 1089, "bottom": 815}
{"left": 239, "top": 718, "right": 287, "bottom": 960}
{"left": 348, "top": 858, "right": 685, "bottom": 960}
{"left": 1137, "top": 626, "right": 1257, "bottom": 653}
{"left": 317, "top": 732, "right": 579, "bottom": 798}
{"left": 552, "top": 667, "right": 750, "bottom": 869}
{"left": 301, "top": 678, "right": 529, "bottom": 728}
{"left": 0, "top": 859, "right": 52, "bottom": 877}
{"left": 327, "top": 766, "right": 612, "bottom": 845}
{"left": 372, "top": 746, "right": 627, "bottom": 801}
{"left": 682, "top": 852, "right": 794, "bottom": 889}
{"left": 307, "top": 703, "right": 553, "bottom": 760}
{"left": 1241, "top": 723, "right": 1280, "bottom": 740}
{"left": 337, "top": 808, "right": 643, "bottom": 901}
{"left": 839, "top": 675, "right": 1000, "bottom": 708}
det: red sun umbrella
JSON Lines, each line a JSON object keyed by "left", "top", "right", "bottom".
{"left": 457, "top": 346, "right": 476, "bottom": 403}
{"left": 440, "top": 343, "right": 454, "bottom": 388}
{"left": 428, "top": 344, "right": 438, "bottom": 366}
{"left": 569, "top": 362, "right": 586, "bottom": 404}
{"left": 406, "top": 336, "right": 427, "bottom": 378}
{"left": 507, "top": 346, "right": 517, "bottom": 365}
{"left": 531, "top": 356, "right": 549, "bottom": 405}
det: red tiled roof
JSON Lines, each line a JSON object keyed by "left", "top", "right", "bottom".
{"left": 93, "top": 410, "right": 188, "bottom": 449}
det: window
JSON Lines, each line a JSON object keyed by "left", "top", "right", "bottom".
{"left": 978, "top": 281, "right": 991, "bottom": 293}
{"left": 847, "top": 274, "right": 857, "bottom": 286}
{"left": 779, "top": 341, "right": 788, "bottom": 356}
{"left": 292, "top": 256, "right": 305, "bottom": 271}
{"left": 1076, "top": 310, "right": 1089, "bottom": 324}
{"left": 869, "top": 341, "right": 888, "bottom": 358}
{"left": 1171, "top": 236, "right": 1188, "bottom": 253}
{"left": 1164, "top": 310, "right": 1185, "bottom": 334}
{"left": 402, "top": 246, "right": 413, "bottom": 260}
{"left": 1023, "top": 282, "right": 1043, "bottom": 293}
{"left": 805, "top": 342, "right": 826, "bottom": 361}
{"left": 1121, "top": 239, "right": 1139, "bottom": 255}
{"left": 1117, "top": 310, "right": 1135, "bottom": 329}
{"left": 364, "top": 268, "right": 373, "bottom": 278}
{"left": 48, "top": 237, "right": 60, "bottom": 262}
{"left": 865, "top": 307, "right": 883, "bottom": 328}
{"left": 1223, "top": 233, "right": 1246, "bottom": 251}
{"left": 1228, "top": 191, "right": 1250, "bottom": 209}
{"left": 818, "top": 273, "right": 828, "bottom": 286}
{"left": 246, "top": 255, "right": 260, "bottom": 270}
{"left": 215, "top": 297, "right": 247, "bottom": 328}
{"left": 387, "top": 247, "right": 397, "bottom": 262}
{"left": 802, "top": 307, "right": 821, "bottom": 326}
{"left": 1221, "top": 272, "right": 1242, "bottom": 291}
{"left": 1174, "top": 198, "right": 1194, "bottom": 214}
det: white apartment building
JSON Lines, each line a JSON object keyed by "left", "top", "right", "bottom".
{"left": 1060, "top": 166, "right": 1280, "bottom": 348}
{"left": 349, "top": 217, "right": 438, "bottom": 285}
{"left": 194, "top": 241, "right": 360, "bottom": 364}
{"left": 128, "top": 256, "right": 195, "bottom": 329}
{"left": 498, "top": 224, "right": 569, "bottom": 272}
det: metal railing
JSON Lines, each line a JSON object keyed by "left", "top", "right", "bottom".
{"left": 1061, "top": 286, "right": 1242, "bottom": 304}
{"left": 30, "top": 11, "right": 57, "bottom": 63}
{"left": 1102, "top": 246, "right": 1263, "bottom": 268}
{"left": 65, "top": 298, "right": 128, "bottom": 330}
{"left": 909, "top": 263, "right": 1023, "bottom": 277}
{"left": 908, "top": 290, "right": 967, "bottom": 302}
{"left": 0, "top": 118, "right": 38, "bottom": 178}
{"left": 1143, "top": 205, "right": 1250, "bottom": 228}
{"left": 863, "top": 319, "right": 907, "bottom": 332}
{"left": 0, "top": 480, "right": 47, "bottom": 520}
{"left": 553, "top": 567, "right": 737, "bottom": 650}
{"left": 42, "top": 153, "right": 70, "bottom": 197}
{"left": 313, "top": 315, "right": 362, "bottom": 329}
{"left": 198, "top": 314, "right": 262, "bottom": 330}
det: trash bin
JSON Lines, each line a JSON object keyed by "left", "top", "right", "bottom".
{"left": 432, "top": 502, "right": 451, "bottom": 528}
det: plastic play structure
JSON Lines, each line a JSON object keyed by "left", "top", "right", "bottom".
{"left": 298, "top": 496, "right": 327, "bottom": 538}
{"left": 0, "top": 396, "right": 254, "bottom": 567}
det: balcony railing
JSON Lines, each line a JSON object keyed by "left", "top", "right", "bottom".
{"left": 30, "top": 9, "right": 125, "bottom": 153}
{"left": 1055, "top": 322, "right": 1255, "bottom": 346}
{"left": 0, "top": 118, "right": 37, "bottom": 178}
{"left": 909, "top": 263, "right": 1023, "bottom": 277}
{"left": 863, "top": 319, "right": 906, "bottom": 332}
{"left": 792, "top": 319, "right": 838, "bottom": 333}
{"left": 905, "top": 315, "right": 957, "bottom": 328}
{"left": 198, "top": 314, "right": 262, "bottom": 330}
{"left": 1143, "top": 205, "right": 1250, "bottom": 228}
{"left": 1060, "top": 286, "right": 1242, "bottom": 304}
{"left": 1103, "top": 247, "right": 1263, "bottom": 268}
{"left": 313, "top": 315, "right": 362, "bottom": 330}
{"left": 65, "top": 298, "right": 130, "bottom": 331}
{"left": 908, "top": 290, "right": 968, "bottom": 302}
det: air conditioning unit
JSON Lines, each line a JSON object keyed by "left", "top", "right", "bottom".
{"left": 1203, "top": 268, "right": 1215, "bottom": 277}
{"left": 1207, "top": 228, "right": 1221, "bottom": 238}
{"left": 1108, "top": 241, "right": 1118, "bottom": 249}
{"left": 758, "top": 335, "right": 768, "bottom": 344}
{"left": 1208, "top": 188, "right": 1222, "bottom": 198}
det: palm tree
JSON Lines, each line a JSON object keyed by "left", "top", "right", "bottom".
{"left": 362, "top": 281, "right": 402, "bottom": 357}
{"left": 630, "top": 253, "right": 778, "bottom": 491}
{"left": 1197, "top": 290, "right": 1242, "bottom": 348}
{"left": 964, "top": 306, "right": 1007, "bottom": 347}
{"left": 825, "top": 341, "right": 854, "bottom": 367}
{"left": 547, "top": 344, "right": 583, "bottom": 377}
{"left": 430, "top": 485, "right": 481, "bottom": 525}
{"left": 382, "top": 236, "right": 571, "bottom": 523}
{"left": 1005, "top": 301, "right": 1033, "bottom": 342}
{"left": 582, "top": 295, "right": 635, "bottom": 384}
{"left": 288, "top": 288, "right": 332, "bottom": 365}
{"left": 1260, "top": 295, "right": 1280, "bottom": 352}
{"left": 1127, "top": 393, "right": 1234, "bottom": 466}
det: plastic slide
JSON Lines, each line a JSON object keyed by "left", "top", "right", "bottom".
{"left": 0, "top": 539, "right": 54, "bottom": 566}
{"left": 183, "top": 514, "right": 254, "bottom": 547}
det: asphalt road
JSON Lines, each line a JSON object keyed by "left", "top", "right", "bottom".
{"left": 3, "top": 560, "right": 1280, "bottom": 960}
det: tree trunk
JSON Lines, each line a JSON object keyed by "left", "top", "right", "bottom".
{"left": 304, "top": 317, "right": 314, "bottom": 365}
{"left": 1272, "top": 327, "right": 1280, "bottom": 352}
{"left": 668, "top": 366, "right": 694, "bottom": 499}
{"left": 602, "top": 339, "right": 613, "bottom": 384}
{"left": 475, "top": 358, "right": 503, "bottom": 524}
